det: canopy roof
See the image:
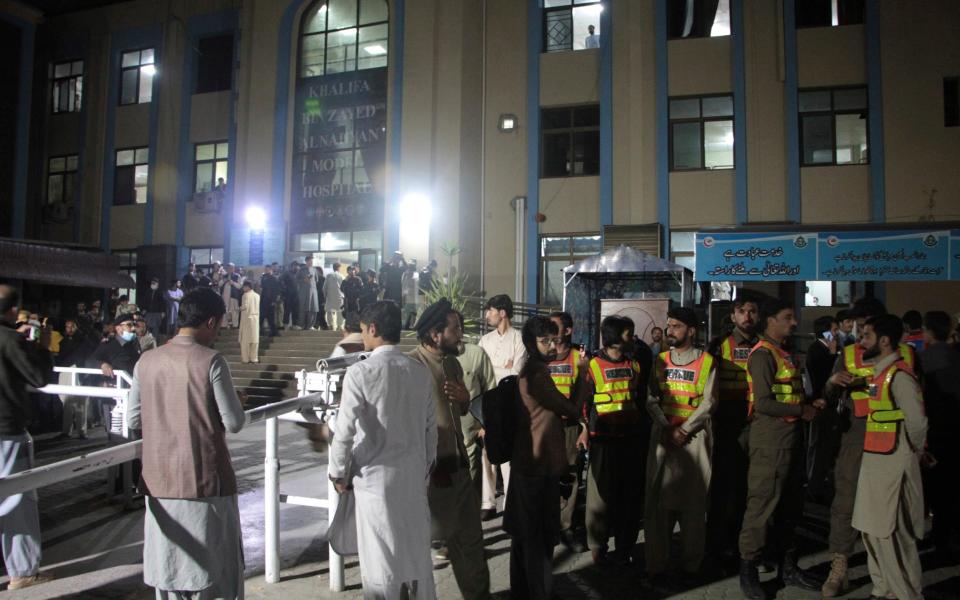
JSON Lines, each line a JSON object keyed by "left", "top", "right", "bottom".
{"left": 563, "top": 244, "right": 689, "bottom": 275}
{"left": 0, "top": 239, "right": 135, "bottom": 289}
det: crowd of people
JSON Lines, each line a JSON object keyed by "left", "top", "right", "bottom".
{"left": 2, "top": 275, "right": 959, "bottom": 600}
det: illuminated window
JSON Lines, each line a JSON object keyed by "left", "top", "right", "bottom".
{"left": 120, "top": 48, "right": 155, "bottom": 105}
{"left": 299, "top": 0, "right": 389, "bottom": 78}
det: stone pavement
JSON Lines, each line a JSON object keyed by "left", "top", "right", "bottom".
{"left": 2, "top": 422, "right": 958, "bottom": 599}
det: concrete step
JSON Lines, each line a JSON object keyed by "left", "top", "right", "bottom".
{"left": 224, "top": 357, "right": 318, "bottom": 368}
{"left": 230, "top": 377, "right": 291, "bottom": 388}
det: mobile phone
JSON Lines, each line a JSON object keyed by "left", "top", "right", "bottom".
{"left": 822, "top": 331, "right": 834, "bottom": 342}
{"left": 849, "top": 376, "right": 867, "bottom": 388}
{"left": 26, "top": 325, "right": 40, "bottom": 341}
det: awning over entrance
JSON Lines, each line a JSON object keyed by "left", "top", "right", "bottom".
{"left": 0, "top": 238, "right": 135, "bottom": 289}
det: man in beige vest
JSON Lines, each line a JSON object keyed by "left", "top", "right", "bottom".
{"left": 127, "top": 288, "right": 247, "bottom": 599}
{"left": 409, "top": 299, "right": 491, "bottom": 600}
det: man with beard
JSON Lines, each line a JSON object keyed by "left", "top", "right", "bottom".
{"left": 645, "top": 307, "right": 716, "bottom": 583}
{"left": 851, "top": 315, "right": 926, "bottom": 600}
{"left": 706, "top": 291, "right": 762, "bottom": 567}
{"left": 547, "top": 311, "right": 588, "bottom": 551}
{"left": 738, "top": 298, "right": 822, "bottom": 600}
{"left": 505, "top": 316, "right": 580, "bottom": 599}
{"left": 408, "top": 299, "right": 490, "bottom": 600}
{"left": 820, "top": 298, "right": 916, "bottom": 598}
{"left": 577, "top": 316, "right": 644, "bottom": 566}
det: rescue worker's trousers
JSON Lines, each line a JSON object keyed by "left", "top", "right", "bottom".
{"left": 585, "top": 436, "right": 644, "bottom": 556}
{"left": 738, "top": 444, "right": 805, "bottom": 561}
{"left": 829, "top": 426, "right": 864, "bottom": 556}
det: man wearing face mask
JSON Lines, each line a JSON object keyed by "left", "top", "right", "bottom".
{"left": 91, "top": 315, "right": 142, "bottom": 435}
{"left": 645, "top": 307, "right": 716, "bottom": 584}
{"left": 408, "top": 299, "right": 491, "bottom": 600}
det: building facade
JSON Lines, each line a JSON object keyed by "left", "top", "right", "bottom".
{"left": 1, "top": 0, "right": 959, "bottom": 316}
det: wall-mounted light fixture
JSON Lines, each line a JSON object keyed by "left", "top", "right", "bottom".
{"left": 498, "top": 114, "right": 518, "bottom": 132}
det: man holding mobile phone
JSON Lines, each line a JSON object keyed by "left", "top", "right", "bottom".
{"left": 820, "top": 298, "right": 916, "bottom": 598}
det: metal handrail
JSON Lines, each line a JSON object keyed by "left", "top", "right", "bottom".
{"left": 0, "top": 392, "right": 326, "bottom": 499}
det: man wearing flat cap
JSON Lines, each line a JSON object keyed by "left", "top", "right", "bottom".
{"left": 644, "top": 306, "right": 716, "bottom": 582}
{"left": 408, "top": 299, "right": 491, "bottom": 600}
{"left": 91, "top": 314, "right": 142, "bottom": 438}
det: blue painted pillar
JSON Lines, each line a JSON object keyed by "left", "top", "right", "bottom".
{"left": 783, "top": 0, "right": 801, "bottom": 223}
{"left": 865, "top": 0, "right": 885, "bottom": 222}
{"left": 655, "top": 0, "right": 669, "bottom": 255}
{"left": 9, "top": 17, "right": 35, "bottom": 239}
{"left": 731, "top": 0, "right": 748, "bottom": 224}
{"left": 598, "top": 0, "right": 613, "bottom": 229}
{"left": 525, "top": 0, "right": 542, "bottom": 303}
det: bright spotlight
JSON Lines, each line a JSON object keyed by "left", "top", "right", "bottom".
{"left": 399, "top": 193, "right": 431, "bottom": 221}
{"left": 245, "top": 206, "right": 267, "bottom": 231}
{"left": 141, "top": 64, "right": 157, "bottom": 76}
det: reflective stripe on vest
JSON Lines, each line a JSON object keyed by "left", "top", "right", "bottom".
{"left": 864, "top": 360, "right": 912, "bottom": 454}
{"left": 844, "top": 343, "right": 915, "bottom": 418}
{"left": 589, "top": 357, "right": 638, "bottom": 415}
{"left": 746, "top": 340, "right": 803, "bottom": 422}
{"left": 657, "top": 350, "right": 714, "bottom": 426}
{"left": 548, "top": 349, "right": 581, "bottom": 399}
{"left": 718, "top": 336, "right": 750, "bottom": 394}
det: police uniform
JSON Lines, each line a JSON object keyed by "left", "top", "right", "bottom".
{"left": 644, "top": 347, "right": 717, "bottom": 577}
{"left": 706, "top": 329, "right": 755, "bottom": 559}
{"left": 738, "top": 335, "right": 811, "bottom": 573}
{"left": 547, "top": 347, "right": 585, "bottom": 533}
{"left": 852, "top": 352, "right": 926, "bottom": 600}
{"left": 821, "top": 342, "right": 915, "bottom": 595}
{"left": 578, "top": 351, "right": 644, "bottom": 560}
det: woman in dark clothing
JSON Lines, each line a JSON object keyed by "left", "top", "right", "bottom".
{"left": 503, "top": 317, "right": 580, "bottom": 600}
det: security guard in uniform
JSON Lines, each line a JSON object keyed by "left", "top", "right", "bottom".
{"left": 547, "top": 311, "right": 587, "bottom": 551}
{"left": 706, "top": 291, "right": 762, "bottom": 566}
{"left": 820, "top": 298, "right": 916, "bottom": 597}
{"left": 577, "top": 316, "right": 644, "bottom": 566}
{"left": 738, "top": 298, "right": 822, "bottom": 600}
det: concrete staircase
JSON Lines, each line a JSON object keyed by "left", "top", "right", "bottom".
{"left": 215, "top": 328, "right": 421, "bottom": 407}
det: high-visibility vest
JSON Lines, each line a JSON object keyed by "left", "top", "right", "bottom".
{"left": 746, "top": 340, "right": 804, "bottom": 423}
{"left": 548, "top": 349, "right": 581, "bottom": 399}
{"left": 717, "top": 335, "right": 751, "bottom": 401}
{"left": 588, "top": 356, "right": 639, "bottom": 416}
{"left": 844, "top": 343, "right": 915, "bottom": 418}
{"left": 863, "top": 360, "right": 914, "bottom": 454}
{"left": 657, "top": 350, "right": 714, "bottom": 426}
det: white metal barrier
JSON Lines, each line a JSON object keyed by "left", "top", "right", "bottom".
{"left": 0, "top": 385, "right": 347, "bottom": 591}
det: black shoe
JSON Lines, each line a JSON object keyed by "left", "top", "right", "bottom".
{"left": 779, "top": 560, "right": 820, "bottom": 591}
{"left": 480, "top": 508, "right": 497, "bottom": 521}
{"left": 739, "top": 559, "right": 765, "bottom": 600}
{"left": 559, "top": 529, "right": 586, "bottom": 553}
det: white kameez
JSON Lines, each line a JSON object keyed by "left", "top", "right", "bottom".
{"left": 329, "top": 345, "right": 438, "bottom": 600}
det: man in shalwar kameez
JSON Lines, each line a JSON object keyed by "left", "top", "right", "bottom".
{"left": 329, "top": 301, "right": 438, "bottom": 599}
{"left": 852, "top": 315, "right": 927, "bottom": 600}
{"left": 127, "top": 288, "right": 247, "bottom": 599}
{"left": 644, "top": 307, "right": 717, "bottom": 581}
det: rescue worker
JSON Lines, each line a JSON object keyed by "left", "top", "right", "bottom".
{"left": 820, "top": 298, "right": 916, "bottom": 598}
{"left": 706, "top": 291, "right": 762, "bottom": 567}
{"left": 738, "top": 297, "right": 823, "bottom": 600}
{"left": 576, "top": 316, "right": 644, "bottom": 566}
{"left": 547, "top": 311, "right": 587, "bottom": 551}
{"left": 852, "top": 314, "right": 926, "bottom": 600}
{"left": 645, "top": 307, "right": 716, "bottom": 582}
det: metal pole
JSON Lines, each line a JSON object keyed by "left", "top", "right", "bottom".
{"left": 264, "top": 416, "right": 280, "bottom": 583}
{"left": 327, "top": 476, "right": 344, "bottom": 592}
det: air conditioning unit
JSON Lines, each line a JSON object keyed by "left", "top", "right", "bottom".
{"left": 193, "top": 191, "right": 223, "bottom": 214}
{"left": 42, "top": 201, "right": 73, "bottom": 223}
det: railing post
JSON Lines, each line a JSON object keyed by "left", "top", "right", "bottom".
{"left": 264, "top": 416, "right": 280, "bottom": 583}
{"left": 328, "top": 475, "right": 344, "bottom": 592}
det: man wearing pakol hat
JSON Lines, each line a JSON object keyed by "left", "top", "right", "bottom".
{"left": 644, "top": 307, "right": 716, "bottom": 583}
{"left": 408, "top": 299, "right": 491, "bottom": 600}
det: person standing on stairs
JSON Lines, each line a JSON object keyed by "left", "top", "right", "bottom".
{"left": 239, "top": 281, "right": 260, "bottom": 364}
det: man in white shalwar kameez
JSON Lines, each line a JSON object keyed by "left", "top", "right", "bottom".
{"left": 645, "top": 307, "right": 717, "bottom": 580}
{"left": 127, "top": 288, "right": 247, "bottom": 600}
{"left": 238, "top": 281, "right": 260, "bottom": 363}
{"left": 329, "top": 301, "right": 438, "bottom": 600}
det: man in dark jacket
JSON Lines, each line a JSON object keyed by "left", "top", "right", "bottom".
{"left": 920, "top": 311, "right": 960, "bottom": 561}
{"left": 140, "top": 277, "right": 166, "bottom": 335}
{"left": 91, "top": 315, "right": 142, "bottom": 436}
{"left": 182, "top": 263, "right": 199, "bottom": 292}
{"left": 379, "top": 252, "right": 405, "bottom": 305}
{"left": 56, "top": 318, "right": 96, "bottom": 439}
{"left": 0, "top": 285, "right": 55, "bottom": 589}
{"left": 341, "top": 265, "right": 364, "bottom": 318}
{"left": 259, "top": 264, "right": 281, "bottom": 337}
{"left": 280, "top": 261, "right": 300, "bottom": 329}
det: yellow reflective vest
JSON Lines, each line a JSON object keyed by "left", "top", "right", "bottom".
{"left": 656, "top": 350, "right": 714, "bottom": 426}
{"left": 548, "top": 349, "right": 581, "bottom": 399}
{"left": 746, "top": 340, "right": 803, "bottom": 423}
{"left": 843, "top": 343, "right": 915, "bottom": 418}
{"left": 864, "top": 360, "right": 915, "bottom": 454}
